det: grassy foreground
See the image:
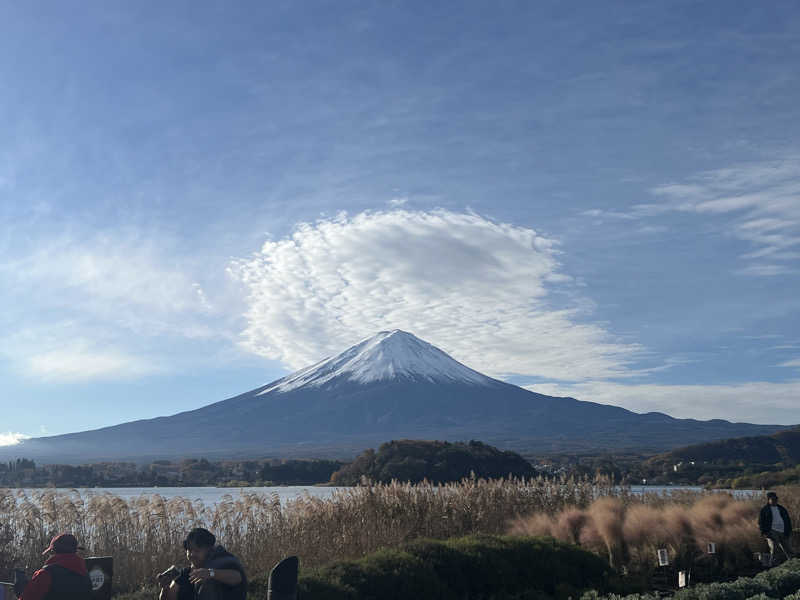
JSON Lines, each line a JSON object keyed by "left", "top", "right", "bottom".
{"left": 1, "top": 481, "right": 796, "bottom": 597}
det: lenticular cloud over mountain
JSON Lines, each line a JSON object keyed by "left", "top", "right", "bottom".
{"left": 229, "top": 209, "right": 639, "bottom": 381}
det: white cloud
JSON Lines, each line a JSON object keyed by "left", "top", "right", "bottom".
{"left": 3, "top": 233, "right": 211, "bottom": 324}
{"left": 735, "top": 264, "right": 796, "bottom": 277}
{"left": 23, "top": 345, "right": 162, "bottom": 382}
{"left": 636, "top": 225, "right": 668, "bottom": 235}
{"left": 0, "top": 432, "right": 30, "bottom": 446}
{"left": 229, "top": 209, "right": 640, "bottom": 380}
{"left": 525, "top": 380, "right": 800, "bottom": 424}
{"left": 0, "top": 230, "right": 227, "bottom": 381}
{"left": 388, "top": 196, "right": 409, "bottom": 207}
{"left": 643, "top": 156, "right": 800, "bottom": 274}
{"left": 779, "top": 358, "right": 800, "bottom": 368}
{"left": 0, "top": 322, "right": 166, "bottom": 382}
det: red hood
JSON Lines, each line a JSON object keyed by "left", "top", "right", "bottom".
{"left": 44, "top": 553, "right": 88, "bottom": 575}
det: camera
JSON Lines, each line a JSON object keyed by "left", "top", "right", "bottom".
{"left": 157, "top": 565, "right": 180, "bottom": 581}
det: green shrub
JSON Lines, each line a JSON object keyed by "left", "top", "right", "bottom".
{"left": 584, "top": 558, "right": 800, "bottom": 600}
{"left": 298, "top": 534, "right": 613, "bottom": 600}
{"left": 752, "top": 559, "right": 800, "bottom": 597}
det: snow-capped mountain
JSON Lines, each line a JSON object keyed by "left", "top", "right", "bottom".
{"left": 3, "top": 331, "right": 791, "bottom": 463}
{"left": 259, "top": 330, "right": 493, "bottom": 394}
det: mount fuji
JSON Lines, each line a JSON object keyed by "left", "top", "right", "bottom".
{"left": 4, "top": 330, "right": 791, "bottom": 462}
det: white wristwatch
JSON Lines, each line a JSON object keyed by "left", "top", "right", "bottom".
{"left": 209, "top": 568, "right": 216, "bottom": 579}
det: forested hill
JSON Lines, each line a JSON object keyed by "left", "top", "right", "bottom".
{"left": 640, "top": 427, "right": 800, "bottom": 488}
{"left": 650, "top": 427, "right": 800, "bottom": 465}
{"left": 330, "top": 439, "right": 535, "bottom": 485}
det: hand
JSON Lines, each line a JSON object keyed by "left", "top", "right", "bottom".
{"left": 189, "top": 569, "right": 212, "bottom": 585}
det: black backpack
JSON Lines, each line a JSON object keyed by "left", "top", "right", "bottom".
{"left": 42, "top": 565, "right": 92, "bottom": 600}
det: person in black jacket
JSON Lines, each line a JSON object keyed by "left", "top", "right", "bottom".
{"left": 758, "top": 491, "right": 794, "bottom": 566}
{"left": 158, "top": 528, "right": 247, "bottom": 600}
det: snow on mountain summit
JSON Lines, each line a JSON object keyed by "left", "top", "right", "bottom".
{"left": 258, "top": 330, "right": 495, "bottom": 394}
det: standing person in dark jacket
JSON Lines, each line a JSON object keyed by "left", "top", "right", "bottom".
{"left": 17, "top": 533, "right": 92, "bottom": 600}
{"left": 759, "top": 491, "right": 794, "bottom": 566}
{"left": 158, "top": 528, "right": 246, "bottom": 600}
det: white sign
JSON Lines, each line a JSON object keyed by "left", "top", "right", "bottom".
{"left": 89, "top": 567, "right": 105, "bottom": 591}
{"left": 657, "top": 548, "right": 669, "bottom": 566}
{"left": 678, "top": 570, "right": 688, "bottom": 588}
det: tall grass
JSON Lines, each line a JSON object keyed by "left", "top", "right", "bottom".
{"left": 0, "top": 481, "right": 794, "bottom": 594}
{"left": 509, "top": 489, "right": 794, "bottom": 576}
{"left": 0, "top": 476, "right": 608, "bottom": 592}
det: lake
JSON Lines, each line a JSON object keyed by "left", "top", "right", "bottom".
{"left": 6, "top": 484, "right": 762, "bottom": 504}
{"left": 8, "top": 486, "right": 348, "bottom": 504}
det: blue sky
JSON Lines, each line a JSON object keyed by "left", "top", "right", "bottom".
{"left": 2, "top": 0, "right": 800, "bottom": 443}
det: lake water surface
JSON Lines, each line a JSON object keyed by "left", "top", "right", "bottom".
{"left": 7, "top": 485, "right": 762, "bottom": 505}
{"left": 9, "top": 486, "right": 347, "bottom": 504}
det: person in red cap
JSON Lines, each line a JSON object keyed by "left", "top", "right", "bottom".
{"left": 16, "top": 533, "right": 92, "bottom": 600}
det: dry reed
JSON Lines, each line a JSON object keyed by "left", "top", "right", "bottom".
{"left": 509, "top": 488, "right": 791, "bottom": 575}
{"left": 0, "top": 476, "right": 605, "bottom": 592}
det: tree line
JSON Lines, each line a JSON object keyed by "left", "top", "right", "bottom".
{"left": 0, "top": 457, "right": 343, "bottom": 487}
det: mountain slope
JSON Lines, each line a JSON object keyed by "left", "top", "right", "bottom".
{"left": 260, "top": 329, "right": 495, "bottom": 392}
{"left": 3, "top": 330, "right": 794, "bottom": 462}
{"left": 648, "top": 427, "right": 800, "bottom": 466}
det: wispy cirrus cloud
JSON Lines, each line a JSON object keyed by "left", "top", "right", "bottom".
{"left": 0, "top": 229, "right": 222, "bottom": 381}
{"left": 642, "top": 156, "right": 800, "bottom": 275}
{"left": 735, "top": 264, "right": 797, "bottom": 277}
{"left": 582, "top": 155, "right": 800, "bottom": 276}
{"left": 229, "top": 209, "right": 641, "bottom": 380}
{"left": 3, "top": 233, "right": 212, "bottom": 323}
{"left": 23, "top": 344, "right": 163, "bottom": 382}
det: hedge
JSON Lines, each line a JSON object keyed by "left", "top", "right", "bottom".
{"left": 115, "top": 535, "right": 613, "bottom": 599}
{"left": 582, "top": 558, "right": 800, "bottom": 600}
{"left": 293, "top": 534, "right": 614, "bottom": 600}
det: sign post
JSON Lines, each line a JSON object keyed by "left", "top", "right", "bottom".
{"left": 657, "top": 548, "right": 670, "bottom": 567}
{"left": 0, "top": 582, "right": 12, "bottom": 600}
{"left": 86, "top": 556, "right": 114, "bottom": 600}
{"left": 678, "top": 570, "right": 689, "bottom": 588}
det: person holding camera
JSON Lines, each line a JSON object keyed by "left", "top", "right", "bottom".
{"left": 16, "top": 533, "right": 92, "bottom": 600}
{"left": 158, "top": 528, "right": 246, "bottom": 600}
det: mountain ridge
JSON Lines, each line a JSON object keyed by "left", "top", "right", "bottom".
{"left": 2, "top": 331, "right": 794, "bottom": 463}
{"left": 649, "top": 426, "right": 800, "bottom": 466}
